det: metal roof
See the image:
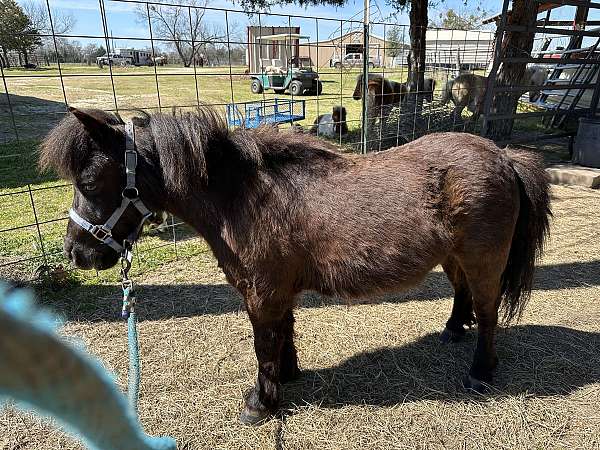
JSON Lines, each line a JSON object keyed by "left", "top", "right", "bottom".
{"left": 255, "top": 33, "right": 310, "bottom": 41}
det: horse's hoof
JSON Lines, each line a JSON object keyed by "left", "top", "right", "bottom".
{"left": 439, "top": 327, "right": 464, "bottom": 344}
{"left": 239, "top": 405, "right": 273, "bottom": 426}
{"left": 463, "top": 375, "right": 489, "bottom": 394}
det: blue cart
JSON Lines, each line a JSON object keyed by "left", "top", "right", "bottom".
{"left": 226, "top": 98, "right": 305, "bottom": 129}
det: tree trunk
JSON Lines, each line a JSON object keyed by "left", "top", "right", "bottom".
{"left": 173, "top": 41, "right": 191, "bottom": 67}
{"left": 485, "top": 0, "right": 538, "bottom": 140}
{"left": 1, "top": 48, "right": 9, "bottom": 68}
{"left": 408, "top": 0, "right": 427, "bottom": 99}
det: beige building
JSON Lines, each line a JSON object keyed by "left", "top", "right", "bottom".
{"left": 298, "top": 31, "right": 398, "bottom": 68}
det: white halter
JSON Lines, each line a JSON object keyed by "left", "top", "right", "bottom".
{"left": 68, "top": 121, "right": 153, "bottom": 253}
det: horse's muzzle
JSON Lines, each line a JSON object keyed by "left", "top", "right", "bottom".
{"left": 64, "top": 236, "right": 119, "bottom": 271}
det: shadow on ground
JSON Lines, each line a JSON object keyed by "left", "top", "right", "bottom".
{"left": 282, "top": 324, "right": 600, "bottom": 408}
{"left": 0, "top": 93, "right": 65, "bottom": 144}
{"left": 34, "top": 259, "right": 600, "bottom": 322}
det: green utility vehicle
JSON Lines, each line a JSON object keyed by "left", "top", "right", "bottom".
{"left": 250, "top": 34, "right": 322, "bottom": 96}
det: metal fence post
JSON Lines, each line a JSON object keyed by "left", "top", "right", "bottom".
{"left": 361, "top": 0, "right": 370, "bottom": 155}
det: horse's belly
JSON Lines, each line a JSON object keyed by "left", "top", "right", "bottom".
{"left": 305, "top": 220, "right": 451, "bottom": 298}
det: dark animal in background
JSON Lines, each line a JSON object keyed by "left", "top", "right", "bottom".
{"left": 404, "top": 78, "right": 437, "bottom": 103}
{"left": 41, "top": 107, "right": 551, "bottom": 426}
{"left": 352, "top": 73, "right": 407, "bottom": 108}
{"left": 311, "top": 106, "right": 348, "bottom": 138}
{"left": 414, "top": 77, "right": 437, "bottom": 103}
{"left": 353, "top": 74, "right": 437, "bottom": 108}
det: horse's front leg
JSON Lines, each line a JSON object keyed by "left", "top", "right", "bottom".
{"left": 279, "top": 309, "right": 301, "bottom": 383}
{"left": 240, "top": 296, "right": 290, "bottom": 425}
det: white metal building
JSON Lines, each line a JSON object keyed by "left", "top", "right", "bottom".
{"left": 425, "top": 29, "right": 495, "bottom": 69}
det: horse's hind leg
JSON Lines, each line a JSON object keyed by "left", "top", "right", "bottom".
{"left": 459, "top": 260, "right": 505, "bottom": 392}
{"left": 440, "top": 257, "right": 476, "bottom": 343}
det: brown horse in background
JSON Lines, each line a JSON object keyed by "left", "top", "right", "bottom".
{"left": 352, "top": 74, "right": 437, "bottom": 108}
{"left": 352, "top": 73, "right": 407, "bottom": 108}
{"left": 41, "top": 107, "right": 551, "bottom": 425}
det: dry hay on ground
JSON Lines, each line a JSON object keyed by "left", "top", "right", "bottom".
{"left": 1, "top": 185, "right": 600, "bottom": 450}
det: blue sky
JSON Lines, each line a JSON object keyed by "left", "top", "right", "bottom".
{"left": 16, "top": 0, "right": 586, "bottom": 50}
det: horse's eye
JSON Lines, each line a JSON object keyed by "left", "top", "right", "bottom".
{"left": 81, "top": 184, "right": 97, "bottom": 193}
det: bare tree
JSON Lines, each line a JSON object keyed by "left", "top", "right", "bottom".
{"left": 22, "top": 1, "right": 75, "bottom": 36}
{"left": 136, "top": 0, "right": 228, "bottom": 67}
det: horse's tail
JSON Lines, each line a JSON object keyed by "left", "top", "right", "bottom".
{"left": 440, "top": 79, "right": 453, "bottom": 105}
{"left": 500, "top": 149, "right": 552, "bottom": 323}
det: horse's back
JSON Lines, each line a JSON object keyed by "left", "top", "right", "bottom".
{"left": 301, "top": 132, "right": 520, "bottom": 296}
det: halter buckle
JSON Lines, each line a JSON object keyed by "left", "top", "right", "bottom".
{"left": 90, "top": 225, "right": 112, "bottom": 241}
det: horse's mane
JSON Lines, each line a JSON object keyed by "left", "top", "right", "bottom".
{"left": 40, "top": 107, "right": 344, "bottom": 196}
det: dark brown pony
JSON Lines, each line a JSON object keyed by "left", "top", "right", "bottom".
{"left": 40, "top": 107, "right": 551, "bottom": 425}
{"left": 352, "top": 74, "right": 436, "bottom": 107}
{"left": 353, "top": 74, "right": 407, "bottom": 108}
{"left": 310, "top": 105, "right": 348, "bottom": 138}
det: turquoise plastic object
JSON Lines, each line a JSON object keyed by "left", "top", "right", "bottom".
{"left": 0, "top": 284, "right": 176, "bottom": 450}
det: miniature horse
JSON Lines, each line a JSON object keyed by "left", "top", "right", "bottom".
{"left": 441, "top": 66, "right": 548, "bottom": 120}
{"left": 40, "top": 107, "right": 551, "bottom": 425}
{"left": 353, "top": 73, "right": 407, "bottom": 108}
{"left": 353, "top": 74, "right": 436, "bottom": 108}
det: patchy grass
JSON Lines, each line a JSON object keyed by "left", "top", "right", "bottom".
{"left": 1, "top": 185, "right": 600, "bottom": 450}
{"left": 0, "top": 63, "right": 439, "bottom": 283}
{"left": 1, "top": 63, "right": 475, "bottom": 141}
{"left": 2, "top": 64, "right": 383, "bottom": 140}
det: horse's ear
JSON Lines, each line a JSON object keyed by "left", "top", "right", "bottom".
{"left": 69, "top": 107, "right": 119, "bottom": 142}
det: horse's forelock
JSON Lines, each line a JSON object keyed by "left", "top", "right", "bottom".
{"left": 39, "top": 114, "right": 89, "bottom": 180}
{"left": 39, "top": 110, "right": 124, "bottom": 180}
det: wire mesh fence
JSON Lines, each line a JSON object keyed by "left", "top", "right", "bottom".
{"left": 0, "top": 0, "right": 499, "bottom": 284}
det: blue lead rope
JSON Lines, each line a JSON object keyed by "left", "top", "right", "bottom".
{"left": 127, "top": 310, "right": 141, "bottom": 411}
{"left": 121, "top": 283, "right": 141, "bottom": 412}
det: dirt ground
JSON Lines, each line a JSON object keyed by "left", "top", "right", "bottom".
{"left": 1, "top": 184, "right": 600, "bottom": 450}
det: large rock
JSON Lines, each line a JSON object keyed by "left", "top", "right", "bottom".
{"left": 546, "top": 163, "right": 600, "bottom": 189}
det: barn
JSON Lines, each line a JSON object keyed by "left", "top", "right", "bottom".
{"left": 298, "top": 30, "right": 392, "bottom": 68}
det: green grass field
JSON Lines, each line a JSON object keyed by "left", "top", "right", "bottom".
{"left": 1, "top": 63, "right": 410, "bottom": 139}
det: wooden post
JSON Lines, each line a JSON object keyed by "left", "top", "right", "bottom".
{"left": 485, "top": 0, "right": 538, "bottom": 141}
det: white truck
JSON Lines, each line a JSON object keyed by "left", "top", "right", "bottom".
{"left": 96, "top": 53, "right": 132, "bottom": 67}
{"left": 330, "top": 53, "right": 380, "bottom": 69}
